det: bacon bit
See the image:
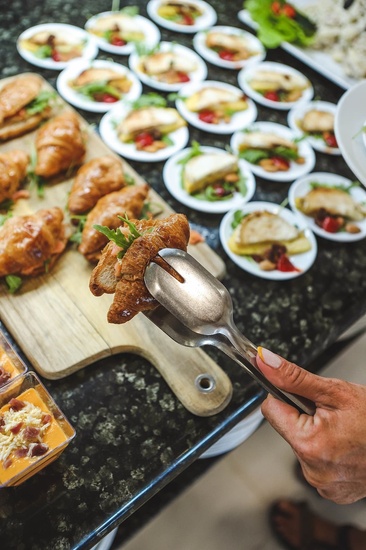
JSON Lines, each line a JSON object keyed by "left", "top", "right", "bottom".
{"left": 23, "top": 426, "right": 40, "bottom": 440}
{"left": 10, "top": 422, "right": 23, "bottom": 435}
{"left": 189, "top": 229, "right": 205, "bottom": 245}
{"left": 51, "top": 240, "right": 67, "bottom": 255}
{"left": 3, "top": 457, "right": 12, "bottom": 469}
{"left": 11, "top": 190, "right": 31, "bottom": 201}
{"left": 9, "top": 398, "right": 25, "bottom": 411}
{"left": 14, "top": 447, "right": 28, "bottom": 458}
{"left": 42, "top": 413, "right": 52, "bottom": 425}
{"left": 29, "top": 443, "right": 48, "bottom": 457}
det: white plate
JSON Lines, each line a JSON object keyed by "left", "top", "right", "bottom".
{"left": 128, "top": 41, "right": 207, "bottom": 92}
{"left": 335, "top": 81, "right": 366, "bottom": 188}
{"left": 56, "top": 59, "right": 142, "bottom": 113}
{"left": 17, "top": 23, "right": 98, "bottom": 70}
{"left": 163, "top": 146, "right": 256, "bottom": 213}
{"left": 238, "top": 61, "right": 313, "bottom": 111}
{"left": 193, "top": 25, "right": 265, "bottom": 70}
{"left": 85, "top": 11, "right": 160, "bottom": 55}
{"left": 288, "top": 100, "right": 340, "bottom": 155}
{"left": 230, "top": 121, "right": 316, "bottom": 182}
{"left": 220, "top": 201, "right": 317, "bottom": 280}
{"left": 176, "top": 80, "right": 257, "bottom": 135}
{"left": 289, "top": 172, "right": 366, "bottom": 242}
{"left": 237, "top": 8, "right": 359, "bottom": 90}
{"left": 147, "top": 0, "right": 217, "bottom": 33}
{"left": 99, "top": 103, "right": 189, "bottom": 162}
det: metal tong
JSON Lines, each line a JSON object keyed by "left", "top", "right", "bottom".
{"left": 144, "top": 248, "right": 315, "bottom": 416}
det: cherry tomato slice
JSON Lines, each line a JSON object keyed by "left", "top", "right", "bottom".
{"left": 182, "top": 14, "right": 194, "bottom": 25}
{"left": 323, "top": 131, "right": 338, "bottom": 148}
{"left": 102, "top": 94, "right": 119, "bottom": 103}
{"left": 177, "top": 72, "right": 190, "bottom": 83}
{"left": 321, "top": 216, "right": 343, "bottom": 233}
{"left": 282, "top": 4, "right": 296, "bottom": 18}
{"left": 264, "top": 90, "right": 280, "bottom": 102}
{"left": 272, "top": 156, "right": 290, "bottom": 170}
{"left": 218, "top": 50, "right": 235, "bottom": 61}
{"left": 134, "top": 132, "right": 154, "bottom": 148}
{"left": 111, "top": 36, "right": 126, "bottom": 47}
{"left": 277, "top": 254, "right": 299, "bottom": 272}
{"left": 198, "top": 110, "right": 216, "bottom": 124}
{"left": 51, "top": 50, "right": 61, "bottom": 62}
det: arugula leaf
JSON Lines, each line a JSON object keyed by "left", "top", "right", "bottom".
{"left": 69, "top": 214, "right": 87, "bottom": 245}
{"left": 178, "top": 140, "right": 202, "bottom": 166}
{"left": 131, "top": 93, "right": 167, "bottom": 110}
{"left": 239, "top": 148, "right": 269, "bottom": 164}
{"left": 231, "top": 210, "right": 249, "bottom": 229}
{"left": 245, "top": 0, "right": 316, "bottom": 49}
{"left": 120, "top": 5, "right": 139, "bottom": 16}
{"left": 73, "top": 81, "right": 121, "bottom": 100}
{"left": 0, "top": 211, "right": 12, "bottom": 226}
{"left": 5, "top": 275, "right": 22, "bottom": 294}
{"left": 26, "top": 90, "right": 56, "bottom": 115}
{"left": 309, "top": 181, "right": 360, "bottom": 194}
{"left": 34, "top": 45, "right": 52, "bottom": 59}
{"left": 27, "top": 149, "right": 45, "bottom": 199}
{"left": 94, "top": 215, "right": 150, "bottom": 259}
{"left": 124, "top": 172, "right": 135, "bottom": 186}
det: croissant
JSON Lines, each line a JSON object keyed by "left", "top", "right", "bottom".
{"left": 68, "top": 155, "right": 126, "bottom": 215}
{"left": 89, "top": 213, "right": 190, "bottom": 323}
{"left": 35, "top": 111, "right": 86, "bottom": 178}
{"left": 79, "top": 184, "right": 149, "bottom": 262}
{"left": 0, "top": 207, "right": 68, "bottom": 277}
{"left": 0, "top": 74, "right": 53, "bottom": 141}
{"left": 0, "top": 149, "right": 29, "bottom": 203}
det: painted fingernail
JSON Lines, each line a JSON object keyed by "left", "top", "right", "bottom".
{"left": 257, "top": 347, "right": 283, "bottom": 369}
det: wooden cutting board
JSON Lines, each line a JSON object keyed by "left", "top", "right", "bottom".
{"left": 0, "top": 74, "right": 232, "bottom": 416}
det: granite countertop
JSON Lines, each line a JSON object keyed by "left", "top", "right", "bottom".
{"left": 1, "top": 1, "right": 366, "bottom": 549}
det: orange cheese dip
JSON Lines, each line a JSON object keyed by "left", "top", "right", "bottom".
{"left": 0, "top": 346, "right": 21, "bottom": 387}
{"left": 0, "top": 387, "right": 68, "bottom": 484}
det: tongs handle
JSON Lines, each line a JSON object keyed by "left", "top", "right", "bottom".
{"left": 218, "top": 329, "right": 316, "bottom": 416}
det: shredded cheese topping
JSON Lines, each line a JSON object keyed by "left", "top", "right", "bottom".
{"left": 0, "top": 401, "right": 50, "bottom": 464}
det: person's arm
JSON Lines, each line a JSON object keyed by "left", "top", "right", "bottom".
{"left": 256, "top": 347, "right": 366, "bottom": 505}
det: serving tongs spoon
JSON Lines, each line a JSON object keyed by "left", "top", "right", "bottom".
{"left": 144, "top": 248, "right": 315, "bottom": 415}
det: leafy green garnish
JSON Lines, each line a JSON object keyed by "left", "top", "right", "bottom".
{"left": 34, "top": 45, "right": 52, "bottom": 59}
{"left": 131, "top": 93, "right": 167, "bottom": 110}
{"left": 94, "top": 215, "right": 150, "bottom": 259}
{"left": 239, "top": 145, "right": 300, "bottom": 164}
{"left": 231, "top": 210, "right": 249, "bottom": 229}
{"left": 178, "top": 140, "right": 202, "bottom": 166}
{"left": 134, "top": 41, "right": 161, "bottom": 57}
{"left": 5, "top": 275, "right": 22, "bottom": 294}
{"left": 27, "top": 149, "right": 45, "bottom": 199}
{"left": 73, "top": 81, "right": 121, "bottom": 100}
{"left": 26, "top": 90, "right": 56, "bottom": 115}
{"left": 0, "top": 211, "right": 12, "bottom": 226}
{"left": 245, "top": 0, "right": 316, "bottom": 49}
{"left": 309, "top": 181, "right": 360, "bottom": 194}
{"left": 124, "top": 172, "right": 135, "bottom": 186}
{"left": 69, "top": 214, "right": 87, "bottom": 245}
{"left": 162, "top": 135, "right": 174, "bottom": 146}
{"left": 120, "top": 5, "right": 139, "bottom": 16}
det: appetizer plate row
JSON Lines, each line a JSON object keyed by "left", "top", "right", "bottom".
{"left": 147, "top": 0, "right": 217, "bottom": 33}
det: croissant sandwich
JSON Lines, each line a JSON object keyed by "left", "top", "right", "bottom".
{"left": 35, "top": 111, "right": 86, "bottom": 178}
{"left": 0, "top": 74, "right": 54, "bottom": 142}
{"left": 89, "top": 213, "right": 190, "bottom": 323}
{"left": 0, "top": 149, "right": 29, "bottom": 203}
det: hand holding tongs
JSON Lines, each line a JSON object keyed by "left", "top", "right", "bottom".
{"left": 144, "top": 248, "right": 315, "bottom": 416}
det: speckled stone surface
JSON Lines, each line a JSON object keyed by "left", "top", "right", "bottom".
{"left": 0, "top": 0, "right": 366, "bottom": 549}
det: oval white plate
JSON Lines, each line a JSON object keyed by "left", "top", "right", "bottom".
{"left": 335, "top": 80, "right": 366, "bottom": 187}
{"left": 147, "top": 0, "right": 217, "bottom": 33}
{"left": 57, "top": 59, "right": 142, "bottom": 113}
{"left": 230, "top": 121, "right": 316, "bottom": 182}
{"left": 176, "top": 80, "right": 257, "bottom": 134}
{"left": 220, "top": 201, "right": 317, "bottom": 280}
{"left": 17, "top": 23, "right": 98, "bottom": 70}
{"left": 163, "top": 146, "right": 256, "bottom": 213}
{"left": 99, "top": 103, "right": 189, "bottom": 162}
{"left": 193, "top": 25, "right": 265, "bottom": 71}
{"left": 85, "top": 11, "right": 160, "bottom": 55}
{"left": 288, "top": 100, "right": 340, "bottom": 155}
{"left": 237, "top": 61, "right": 313, "bottom": 111}
{"left": 288, "top": 172, "right": 366, "bottom": 242}
{"left": 128, "top": 41, "right": 207, "bottom": 92}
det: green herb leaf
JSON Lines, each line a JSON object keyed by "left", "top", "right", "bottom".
{"left": 178, "top": 140, "right": 202, "bottom": 166}
{"left": 34, "top": 45, "right": 53, "bottom": 59}
{"left": 94, "top": 214, "right": 148, "bottom": 258}
{"left": 26, "top": 90, "right": 56, "bottom": 115}
{"left": 124, "top": 172, "right": 135, "bottom": 186}
{"left": 131, "top": 93, "right": 167, "bottom": 110}
{"left": 121, "top": 5, "right": 139, "bottom": 16}
{"left": 73, "top": 81, "right": 121, "bottom": 100}
{"left": 5, "top": 275, "right": 22, "bottom": 294}
{"left": 0, "top": 211, "right": 12, "bottom": 226}
{"left": 309, "top": 181, "right": 360, "bottom": 194}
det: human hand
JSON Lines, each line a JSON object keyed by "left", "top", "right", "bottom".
{"left": 256, "top": 347, "right": 366, "bottom": 504}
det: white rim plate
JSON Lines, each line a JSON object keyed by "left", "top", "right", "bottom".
{"left": 17, "top": 23, "right": 98, "bottom": 70}
{"left": 99, "top": 103, "right": 189, "bottom": 162}
{"left": 176, "top": 80, "right": 257, "bottom": 134}
{"left": 56, "top": 59, "right": 142, "bottom": 113}
{"left": 220, "top": 201, "right": 317, "bottom": 280}
{"left": 128, "top": 41, "right": 207, "bottom": 92}
{"left": 335, "top": 81, "right": 366, "bottom": 188}
{"left": 163, "top": 146, "right": 256, "bottom": 213}
{"left": 193, "top": 25, "right": 265, "bottom": 70}
{"left": 85, "top": 11, "right": 160, "bottom": 55}
{"left": 237, "top": 61, "right": 313, "bottom": 111}
{"left": 288, "top": 100, "right": 340, "bottom": 155}
{"left": 147, "top": 0, "right": 217, "bottom": 33}
{"left": 288, "top": 172, "right": 366, "bottom": 242}
{"left": 230, "top": 121, "right": 316, "bottom": 182}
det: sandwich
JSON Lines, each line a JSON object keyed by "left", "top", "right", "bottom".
{"left": 238, "top": 130, "right": 304, "bottom": 172}
{"left": 0, "top": 149, "right": 29, "bottom": 203}
{"left": 248, "top": 69, "right": 309, "bottom": 102}
{"left": 228, "top": 210, "right": 311, "bottom": 272}
{"left": 295, "top": 185, "right": 366, "bottom": 233}
{"left": 182, "top": 150, "right": 240, "bottom": 197}
{"left": 185, "top": 86, "right": 248, "bottom": 124}
{"left": 87, "top": 13, "right": 145, "bottom": 46}
{"left": 205, "top": 31, "right": 257, "bottom": 61}
{"left": 20, "top": 30, "right": 84, "bottom": 62}
{"left": 298, "top": 109, "right": 338, "bottom": 148}
{"left": 140, "top": 51, "right": 196, "bottom": 84}
{"left": 69, "top": 67, "right": 132, "bottom": 103}
{"left": 0, "top": 74, "right": 54, "bottom": 142}
{"left": 118, "top": 106, "right": 186, "bottom": 152}
{"left": 157, "top": 1, "right": 202, "bottom": 25}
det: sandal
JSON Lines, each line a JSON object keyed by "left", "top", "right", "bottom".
{"left": 269, "top": 499, "right": 354, "bottom": 550}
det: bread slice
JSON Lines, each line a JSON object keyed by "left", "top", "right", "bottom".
{"left": 295, "top": 187, "right": 366, "bottom": 221}
{"left": 183, "top": 152, "right": 238, "bottom": 194}
{"left": 118, "top": 107, "right": 186, "bottom": 142}
{"left": 185, "top": 87, "right": 245, "bottom": 112}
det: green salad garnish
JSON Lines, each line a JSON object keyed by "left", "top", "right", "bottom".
{"left": 94, "top": 215, "right": 151, "bottom": 259}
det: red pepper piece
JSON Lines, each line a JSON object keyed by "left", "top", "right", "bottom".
{"left": 323, "top": 131, "right": 338, "bottom": 148}
{"left": 218, "top": 50, "right": 235, "bottom": 61}
{"left": 264, "top": 90, "right": 280, "bottom": 102}
{"left": 134, "top": 132, "right": 154, "bottom": 148}
{"left": 277, "top": 254, "right": 299, "bottom": 272}
{"left": 198, "top": 110, "right": 216, "bottom": 124}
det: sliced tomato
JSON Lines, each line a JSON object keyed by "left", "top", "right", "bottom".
{"left": 277, "top": 254, "right": 299, "bottom": 272}
{"left": 177, "top": 72, "right": 190, "bottom": 83}
{"left": 198, "top": 110, "right": 216, "bottom": 124}
{"left": 111, "top": 36, "right": 126, "bottom": 47}
{"left": 272, "top": 156, "right": 290, "bottom": 170}
{"left": 101, "top": 93, "right": 119, "bottom": 103}
{"left": 51, "top": 49, "right": 61, "bottom": 62}
{"left": 264, "top": 90, "right": 280, "bottom": 102}
{"left": 323, "top": 131, "right": 338, "bottom": 148}
{"left": 321, "top": 216, "right": 343, "bottom": 233}
{"left": 134, "top": 132, "right": 154, "bottom": 148}
{"left": 218, "top": 50, "right": 235, "bottom": 61}
{"left": 182, "top": 14, "right": 194, "bottom": 25}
